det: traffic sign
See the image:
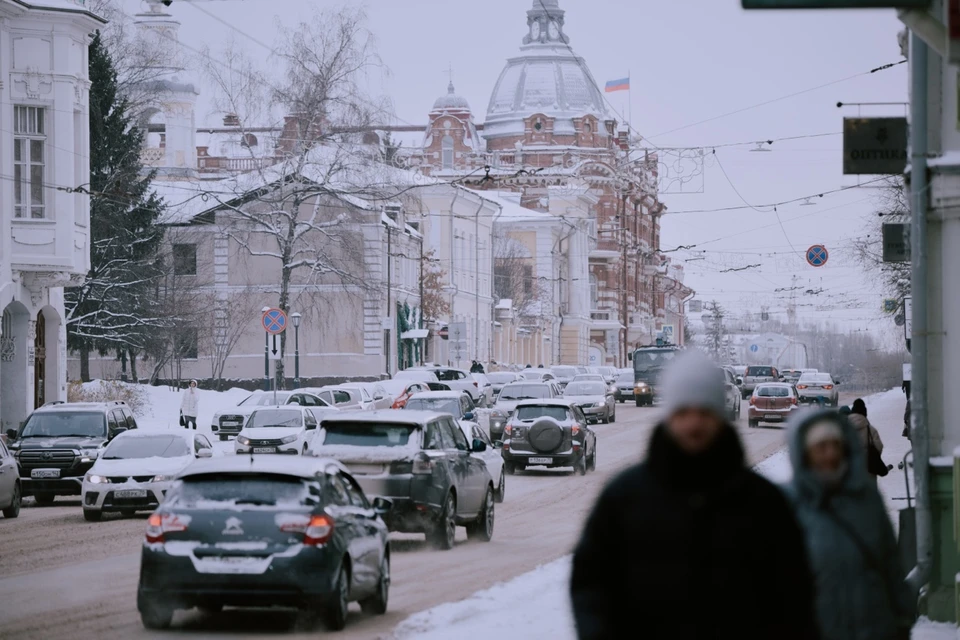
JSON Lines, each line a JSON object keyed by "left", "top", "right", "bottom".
{"left": 438, "top": 326, "right": 449, "bottom": 340}
{"left": 883, "top": 298, "right": 899, "bottom": 313}
{"left": 904, "top": 296, "right": 913, "bottom": 340}
{"left": 450, "top": 341, "right": 467, "bottom": 361}
{"left": 449, "top": 322, "right": 467, "bottom": 343}
{"left": 806, "top": 245, "right": 829, "bottom": 268}
{"left": 262, "top": 308, "right": 287, "bottom": 335}
{"left": 750, "top": 344, "right": 759, "bottom": 353}
{"left": 269, "top": 334, "right": 282, "bottom": 360}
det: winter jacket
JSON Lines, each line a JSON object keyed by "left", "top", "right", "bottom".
{"left": 785, "top": 412, "right": 914, "bottom": 640}
{"left": 180, "top": 389, "right": 199, "bottom": 417}
{"left": 847, "top": 413, "right": 883, "bottom": 455}
{"left": 570, "top": 424, "right": 819, "bottom": 640}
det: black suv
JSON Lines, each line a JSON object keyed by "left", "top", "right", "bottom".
{"left": 501, "top": 399, "right": 597, "bottom": 476}
{"left": 5, "top": 402, "right": 136, "bottom": 503}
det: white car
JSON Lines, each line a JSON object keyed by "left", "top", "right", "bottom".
{"left": 234, "top": 406, "right": 321, "bottom": 455}
{"left": 304, "top": 386, "right": 370, "bottom": 410}
{"left": 394, "top": 369, "right": 440, "bottom": 384}
{"left": 81, "top": 430, "right": 215, "bottom": 522}
{"left": 211, "top": 390, "right": 331, "bottom": 441}
{"left": 339, "top": 382, "right": 393, "bottom": 410}
{"left": 471, "top": 373, "right": 494, "bottom": 407}
{"left": 405, "top": 366, "right": 483, "bottom": 403}
{"left": 457, "top": 419, "right": 505, "bottom": 503}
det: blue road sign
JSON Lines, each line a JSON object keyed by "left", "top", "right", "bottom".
{"left": 806, "top": 245, "right": 829, "bottom": 268}
{"left": 262, "top": 308, "right": 287, "bottom": 335}
{"left": 750, "top": 344, "right": 759, "bottom": 353}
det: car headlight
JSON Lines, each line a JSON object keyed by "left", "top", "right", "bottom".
{"left": 151, "top": 475, "right": 173, "bottom": 483}
{"left": 79, "top": 448, "right": 100, "bottom": 463}
{"left": 236, "top": 435, "right": 250, "bottom": 445}
{"left": 280, "top": 434, "right": 299, "bottom": 444}
{"left": 86, "top": 474, "right": 109, "bottom": 484}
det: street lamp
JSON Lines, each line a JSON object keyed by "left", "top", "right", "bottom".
{"left": 291, "top": 312, "right": 302, "bottom": 389}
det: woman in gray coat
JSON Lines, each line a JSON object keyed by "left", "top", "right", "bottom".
{"left": 786, "top": 411, "right": 913, "bottom": 640}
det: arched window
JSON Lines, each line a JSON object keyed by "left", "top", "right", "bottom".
{"left": 240, "top": 133, "right": 258, "bottom": 148}
{"left": 441, "top": 135, "right": 454, "bottom": 169}
{"left": 589, "top": 274, "right": 598, "bottom": 309}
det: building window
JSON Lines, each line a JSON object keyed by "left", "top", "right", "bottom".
{"left": 590, "top": 274, "right": 598, "bottom": 309}
{"left": 14, "top": 106, "right": 45, "bottom": 219}
{"left": 175, "top": 327, "right": 198, "bottom": 360}
{"left": 522, "top": 264, "right": 533, "bottom": 296}
{"left": 173, "top": 244, "right": 197, "bottom": 275}
{"left": 441, "top": 135, "right": 454, "bottom": 169}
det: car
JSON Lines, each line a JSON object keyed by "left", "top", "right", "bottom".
{"left": 211, "top": 391, "right": 331, "bottom": 441}
{"left": 0, "top": 439, "right": 21, "bottom": 518}
{"left": 519, "top": 369, "right": 558, "bottom": 383}
{"left": 235, "top": 406, "right": 322, "bottom": 456}
{"left": 312, "top": 411, "right": 495, "bottom": 550}
{"left": 494, "top": 381, "right": 562, "bottom": 415}
{"left": 562, "top": 380, "right": 616, "bottom": 424}
{"left": 403, "top": 390, "right": 508, "bottom": 445}
{"left": 613, "top": 370, "right": 636, "bottom": 403}
{"left": 595, "top": 366, "right": 619, "bottom": 385}
{"left": 81, "top": 430, "right": 215, "bottom": 522}
{"left": 571, "top": 373, "right": 606, "bottom": 384}
{"left": 741, "top": 365, "right": 782, "bottom": 398}
{"left": 393, "top": 369, "right": 440, "bottom": 384}
{"left": 781, "top": 369, "right": 803, "bottom": 385}
{"left": 304, "top": 386, "right": 369, "bottom": 411}
{"left": 5, "top": 401, "right": 137, "bottom": 504}
{"left": 549, "top": 365, "right": 579, "bottom": 389}
{"left": 457, "top": 418, "right": 506, "bottom": 504}
{"left": 486, "top": 372, "right": 521, "bottom": 397}
{"left": 748, "top": 383, "right": 800, "bottom": 427}
{"left": 721, "top": 367, "right": 742, "bottom": 422}
{"left": 136, "top": 456, "right": 391, "bottom": 631}
{"left": 338, "top": 383, "right": 393, "bottom": 410}
{"left": 796, "top": 373, "right": 840, "bottom": 407}
{"left": 500, "top": 399, "right": 597, "bottom": 476}
{"left": 380, "top": 380, "right": 430, "bottom": 409}
{"left": 404, "top": 366, "right": 483, "bottom": 403}
{"left": 471, "top": 373, "right": 494, "bottom": 407}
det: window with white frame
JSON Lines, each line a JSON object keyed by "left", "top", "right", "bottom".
{"left": 441, "top": 135, "right": 454, "bottom": 169}
{"left": 14, "top": 106, "right": 46, "bottom": 219}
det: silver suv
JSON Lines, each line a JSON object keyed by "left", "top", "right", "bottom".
{"left": 741, "top": 365, "right": 781, "bottom": 398}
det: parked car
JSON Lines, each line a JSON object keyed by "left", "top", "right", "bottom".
{"left": 394, "top": 369, "right": 440, "bottom": 383}
{"left": 614, "top": 370, "right": 636, "bottom": 403}
{"left": 471, "top": 373, "right": 494, "bottom": 407}
{"left": 380, "top": 380, "right": 430, "bottom": 409}
{"left": 136, "top": 456, "right": 391, "bottom": 631}
{"left": 562, "top": 380, "right": 616, "bottom": 424}
{"left": 312, "top": 411, "right": 495, "bottom": 550}
{"left": 211, "top": 391, "right": 331, "bottom": 441}
{"left": 748, "top": 382, "right": 800, "bottom": 428}
{"left": 5, "top": 401, "right": 137, "bottom": 504}
{"left": 741, "top": 365, "right": 782, "bottom": 398}
{"left": 304, "top": 386, "right": 369, "bottom": 411}
{"left": 339, "top": 383, "right": 393, "bottom": 411}
{"left": 519, "top": 369, "right": 557, "bottom": 384}
{"left": 0, "top": 438, "right": 21, "bottom": 518}
{"left": 795, "top": 373, "right": 840, "bottom": 407}
{"left": 486, "top": 372, "right": 521, "bottom": 397}
{"left": 494, "top": 381, "right": 562, "bottom": 415}
{"left": 404, "top": 367, "right": 483, "bottom": 403}
{"left": 549, "top": 365, "right": 578, "bottom": 389}
{"left": 457, "top": 419, "right": 505, "bottom": 503}
{"left": 721, "top": 367, "right": 742, "bottom": 422}
{"left": 403, "top": 390, "right": 507, "bottom": 444}
{"left": 234, "top": 406, "right": 323, "bottom": 456}
{"left": 81, "top": 430, "right": 214, "bottom": 522}
{"left": 501, "top": 399, "right": 596, "bottom": 475}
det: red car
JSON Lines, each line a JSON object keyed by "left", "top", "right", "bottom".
{"left": 380, "top": 380, "right": 431, "bottom": 409}
{"left": 748, "top": 383, "right": 798, "bottom": 428}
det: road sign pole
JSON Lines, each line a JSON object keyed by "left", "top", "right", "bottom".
{"left": 263, "top": 332, "right": 270, "bottom": 391}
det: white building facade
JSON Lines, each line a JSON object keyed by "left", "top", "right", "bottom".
{"left": 0, "top": 0, "right": 102, "bottom": 433}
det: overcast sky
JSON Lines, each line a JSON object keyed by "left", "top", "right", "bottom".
{"left": 125, "top": 0, "right": 907, "bottom": 338}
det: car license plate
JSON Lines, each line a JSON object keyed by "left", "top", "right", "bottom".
{"left": 222, "top": 421, "right": 239, "bottom": 426}
{"left": 528, "top": 457, "right": 552, "bottom": 464}
{"left": 253, "top": 447, "right": 277, "bottom": 454}
{"left": 115, "top": 489, "right": 148, "bottom": 498}
{"left": 31, "top": 468, "right": 60, "bottom": 479}
{"left": 765, "top": 414, "right": 783, "bottom": 420}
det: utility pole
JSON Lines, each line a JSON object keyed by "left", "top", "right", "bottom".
{"left": 385, "top": 225, "right": 392, "bottom": 376}
{"left": 620, "top": 192, "right": 629, "bottom": 367}
{"left": 419, "top": 235, "right": 425, "bottom": 366}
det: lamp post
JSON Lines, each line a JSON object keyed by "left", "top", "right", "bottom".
{"left": 291, "top": 312, "right": 302, "bottom": 389}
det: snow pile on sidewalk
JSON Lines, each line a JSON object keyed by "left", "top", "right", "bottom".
{"left": 912, "top": 618, "right": 958, "bottom": 640}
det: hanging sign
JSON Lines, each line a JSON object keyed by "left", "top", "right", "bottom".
{"left": 843, "top": 117, "right": 908, "bottom": 175}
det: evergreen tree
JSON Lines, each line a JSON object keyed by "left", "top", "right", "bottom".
{"left": 65, "top": 32, "right": 166, "bottom": 381}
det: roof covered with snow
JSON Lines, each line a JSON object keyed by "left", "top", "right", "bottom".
{"left": 432, "top": 82, "right": 471, "bottom": 112}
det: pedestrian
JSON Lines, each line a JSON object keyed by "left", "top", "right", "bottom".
{"left": 180, "top": 380, "right": 199, "bottom": 430}
{"left": 570, "top": 350, "right": 819, "bottom": 640}
{"left": 785, "top": 411, "right": 914, "bottom": 640}
{"left": 525, "top": 363, "right": 532, "bottom": 369}
{"left": 847, "top": 398, "right": 886, "bottom": 484}
{"left": 476, "top": 361, "right": 485, "bottom": 374}
{"left": 537, "top": 364, "right": 544, "bottom": 368}
{"left": 470, "top": 360, "right": 479, "bottom": 373}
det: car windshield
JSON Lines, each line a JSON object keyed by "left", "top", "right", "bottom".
{"left": 499, "top": 384, "right": 549, "bottom": 400}
{"left": 564, "top": 382, "right": 607, "bottom": 396}
{"left": 321, "top": 422, "right": 417, "bottom": 447}
{"left": 20, "top": 412, "right": 106, "bottom": 438}
{"left": 487, "top": 373, "right": 517, "bottom": 384}
{"left": 757, "top": 387, "right": 791, "bottom": 397}
{"left": 616, "top": 372, "right": 634, "bottom": 384}
{"left": 239, "top": 392, "right": 292, "bottom": 407}
{"left": 102, "top": 435, "right": 191, "bottom": 460}
{"left": 633, "top": 348, "right": 678, "bottom": 375}
{"left": 175, "top": 473, "right": 311, "bottom": 507}
{"left": 551, "top": 366, "right": 577, "bottom": 378}
{"left": 516, "top": 405, "right": 570, "bottom": 421}
{"left": 403, "top": 397, "right": 460, "bottom": 415}
{"left": 747, "top": 366, "right": 774, "bottom": 377}
{"left": 520, "top": 370, "right": 544, "bottom": 380}
{"left": 248, "top": 409, "right": 302, "bottom": 428}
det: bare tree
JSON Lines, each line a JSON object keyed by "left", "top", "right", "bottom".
{"left": 205, "top": 290, "right": 259, "bottom": 389}
{"left": 852, "top": 177, "right": 910, "bottom": 301}
{"left": 494, "top": 232, "right": 545, "bottom": 317}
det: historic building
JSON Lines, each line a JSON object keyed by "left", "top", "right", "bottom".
{"left": 0, "top": 0, "right": 103, "bottom": 432}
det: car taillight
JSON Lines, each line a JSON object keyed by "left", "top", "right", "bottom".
{"left": 304, "top": 514, "right": 334, "bottom": 546}
{"left": 748, "top": 397, "right": 755, "bottom": 405}
{"left": 797, "top": 384, "right": 808, "bottom": 390}
{"left": 790, "top": 397, "right": 798, "bottom": 405}
{"left": 145, "top": 513, "right": 190, "bottom": 544}
{"left": 571, "top": 424, "right": 580, "bottom": 436}
{"left": 823, "top": 385, "right": 833, "bottom": 390}
{"left": 412, "top": 454, "right": 435, "bottom": 475}
{"left": 504, "top": 424, "right": 513, "bottom": 436}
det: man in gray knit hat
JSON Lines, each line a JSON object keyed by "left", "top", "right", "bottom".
{"left": 570, "top": 350, "right": 819, "bottom": 640}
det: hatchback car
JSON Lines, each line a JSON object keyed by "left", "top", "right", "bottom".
{"left": 211, "top": 391, "right": 331, "bottom": 441}
{"left": 796, "top": 373, "right": 840, "bottom": 407}
{"left": 136, "top": 456, "right": 391, "bottom": 631}
{"left": 501, "top": 400, "right": 596, "bottom": 476}
{"left": 235, "top": 406, "right": 321, "bottom": 456}
{"left": 741, "top": 365, "right": 781, "bottom": 398}
{"left": 748, "top": 383, "right": 799, "bottom": 427}
{"left": 82, "top": 430, "right": 215, "bottom": 521}
{"left": 562, "top": 380, "right": 616, "bottom": 423}
{"left": 312, "top": 411, "right": 495, "bottom": 550}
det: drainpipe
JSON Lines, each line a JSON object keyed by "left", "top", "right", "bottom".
{"left": 906, "top": 30, "right": 931, "bottom": 600}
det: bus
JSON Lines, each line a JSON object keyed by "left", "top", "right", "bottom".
{"left": 632, "top": 343, "right": 683, "bottom": 407}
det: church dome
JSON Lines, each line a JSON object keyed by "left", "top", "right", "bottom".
{"left": 483, "top": 0, "right": 609, "bottom": 141}
{"left": 432, "top": 82, "right": 471, "bottom": 112}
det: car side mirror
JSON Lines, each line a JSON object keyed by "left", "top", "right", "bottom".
{"left": 463, "top": 411, "right": 475, "bottom": 421}
{"left": 196, "top": 448, "right": 213, "bottom": 458}
{"left": 5, "top": 428, "right": 17, "bottom": 441}
{"left": 471, "top": 438, "right": 487, "bottom": 453}
{"left": 493, "top": 440, "right": 504, "bottom": 449}
{"left": 305, "top": 423, "right": 317, "bottom": 430}
{"left": 372, "top": 496, "right": 393, "bottom": 515}
{"left": 374, "top": 394, "right": 384, "bottom": 401}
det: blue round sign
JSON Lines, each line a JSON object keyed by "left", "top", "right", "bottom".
{"left": 806, "top": 245, "right": 828, "bottom": 268}
{"left": 261, "top": 308, "right": 287, "bottom": 335}
{"left": 750, "top": 344, "right": 759, "bottom": 353}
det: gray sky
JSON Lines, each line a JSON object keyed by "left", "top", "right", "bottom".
{"left": 128, "top": 0, "right": 907, "bottom": 337}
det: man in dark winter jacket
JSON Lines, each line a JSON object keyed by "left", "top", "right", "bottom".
{"left": 570, "top": 350, "right": 819, "bottom": 640}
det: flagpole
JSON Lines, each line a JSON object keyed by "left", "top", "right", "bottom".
{"left": 627, "top": 70, "right": 632, "bottom": 133}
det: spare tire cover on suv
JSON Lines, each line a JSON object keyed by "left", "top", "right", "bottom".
{"left": 528, "top": 417, "right": 564, "bottom": 453}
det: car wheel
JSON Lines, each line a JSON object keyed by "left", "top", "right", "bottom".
{"left": 2, "top": 483, "right": 21, "bottom": 518}
{"left": 504, "top": 461, "right": 516, "bottom": 476}
{"left": 139, "top": 599, "right": 174, "bottom": 630}
{"left": 588, "top": 446, "right": 597, "bottom": 472}
{"left": 323, "top": 564, "right": 350, "bottom": 631}
{"left": 576, "top": 454, "right": 587, "bottom": 476}
{"left": 635, "top": 398, "right": 643, "bottom": 407}
{"left": 33, "top": 492, "right": 55, "bottom": 506}
{"left": 619, "top": 398, "right": 625, "bottom": 404}
{"left": 429, "top": 493, "right": 457, "bottom": 551}
{"left": 749, "top": 420, "right": 759, "bottom": 428}
{"left": 466, "top": 486, "right": 495, "bottom": 542}
{"left": 360, "top": 554, "right": 390, "bottom": 615}
{"left": 83, "top": 509, "right": 102, "bottom": 522}
{"left": 494, "top": 469, "right": 506, "bottom": 503}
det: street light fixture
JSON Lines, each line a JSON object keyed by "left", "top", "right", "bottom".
{"left": 291, "top": 312, "right": 302, "bottom": 389}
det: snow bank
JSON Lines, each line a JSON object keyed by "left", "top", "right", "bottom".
{"left": 912, "top": 618, "right": 958, "bottom": 640}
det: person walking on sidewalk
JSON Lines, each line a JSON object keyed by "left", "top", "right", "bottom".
{"left": 785, "top": 412, "right": 914, "bottom": 640}
{"left": 569, "top": 350, "right": 819, "bottom": 640}
{"left": 180, "top": 380, "right": 199, "bottom": 430}
{"left": 847, "top": 398, "right": 886, "bottom": 485}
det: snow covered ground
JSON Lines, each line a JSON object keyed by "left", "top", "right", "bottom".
{"left": 389, "top": 387, "right": 956, "bottom": 640}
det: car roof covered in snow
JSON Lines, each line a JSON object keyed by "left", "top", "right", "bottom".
{"left": 33, "top": 402, "right": 126, "bottom": 413}
{"left": 320, "top": 409, "right": 445, "bottom": 426}
{"left": 179, "top": 455, "right": 346, "bottom": 480}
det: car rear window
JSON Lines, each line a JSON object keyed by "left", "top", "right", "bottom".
{"left": 176, "top": 473, "right": 311, "bottom": 507}
{"left": 516, "top": 405, "right": 570, "bottom": 421}
{"left": 499, "top": 384, "right": 550, "bottom": 400}
{"left": 747, "top": 366, "right": 773, "bottom": 377}
{"left": 757, "top": 387, "right": 791, "bottom": 397}
{"left": 321, "top": 421, "right": 418, "bottom": 447}
{"left": 564, "top": 382, "right": 607, "bottom": 396}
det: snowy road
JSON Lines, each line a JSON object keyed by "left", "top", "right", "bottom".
{"left": 0, "top": 402, "right": 792, "bottom": 639}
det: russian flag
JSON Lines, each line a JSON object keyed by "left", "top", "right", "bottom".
{"left": 605, "top": 77, "right": 630, "bottom": 93}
